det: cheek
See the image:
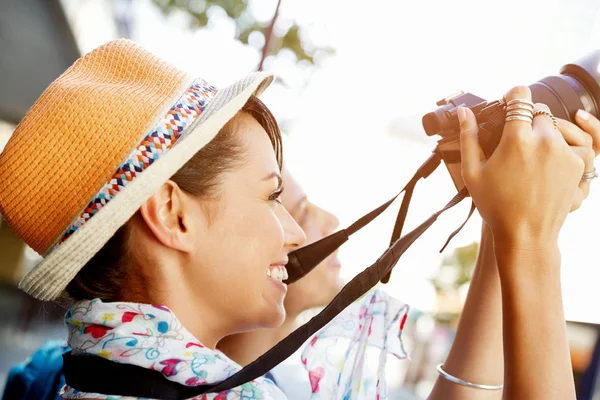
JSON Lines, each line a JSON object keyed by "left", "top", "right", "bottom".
{"left": 286, "top": 265, "right": 330, "bottom": 307}
{"left": 301, "top": 220, "right": 322, "bottom": 246}
{"left": 307, "top": 263, "right": 332, "bottom": 289}
{"left": 223, "top": 205, "right": 285, "bottom": 282}
{"left": 296, "top": 250, "right": 341, "bottom": 298}
{"left": 193, "top": 201, "right": 287, "bottom": 291}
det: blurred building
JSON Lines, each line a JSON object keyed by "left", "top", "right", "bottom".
{"left": 0, "top": 0, "right": 81, "bottom": 282}
{"left": 0, "top": 0, "right": 83, "bottom": 389}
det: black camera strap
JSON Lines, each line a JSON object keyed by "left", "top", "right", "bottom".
{"left": 64, "top": 152, "right": 472, "bottom": 399}
{"left": 286, "top": 152, "right": 442, "bottom": 285}
{"left": 379, "top": 150, "right": 474, "bottom": 283}
{"left": 381, "top": 153, "right": 440, "bottom": 283}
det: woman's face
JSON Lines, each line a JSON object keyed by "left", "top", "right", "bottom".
{"left": 280, "top": 168, "right": 344, "bottom": 314}
{"left": 185, "top": 113, "right": 306, "bottom": 334}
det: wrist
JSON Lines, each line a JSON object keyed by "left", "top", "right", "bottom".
{"left": 481, "top": 221, "right": 493, "bottom": 240}
{"left": 490, "top": 225, "right": 559, "bottom": 253}
{"left": 476, "top": 222, "right": 497, "bottom": 273}
{"left": 494, "top": 241, "right": 561, "bottom": 283}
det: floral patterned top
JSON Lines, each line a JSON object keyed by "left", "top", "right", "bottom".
{"left": 60, "top": 288, "right": 408, "bottom": 400}
{"left": 299, "top": 288, "right": 409, "bottom": 399}
{"left": 60, "top": 299, "right": 285, "bottom": 399}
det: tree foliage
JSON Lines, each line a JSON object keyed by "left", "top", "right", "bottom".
{"left": 151, "top": 0, "right": 333, "bottom": 67}
{"left": 430, "top": 242, "right": 479, "bottom": 292}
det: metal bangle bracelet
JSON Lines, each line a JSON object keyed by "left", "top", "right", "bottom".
{"left": 436, "top": 364, "right": 504, "bottom": 390}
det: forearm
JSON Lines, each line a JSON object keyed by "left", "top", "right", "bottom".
{"left": 497, "top": 243, "right": 575, "bottom": 400}
{"left": 428, "top": 223, "right": 504, "bottom": 400}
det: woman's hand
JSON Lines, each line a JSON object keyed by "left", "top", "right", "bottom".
{"left": 458, "top": 86, "right": 584, "bottom": 253}
{"left": 458, "top": 85, "right": 582, "bottom": 400}
{"left": 557, "top": 109, "right": 600, "bottom": 211}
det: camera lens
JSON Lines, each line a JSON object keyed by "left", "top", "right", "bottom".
{"left": 530, "top": 50, "right": 600, "bottom": 121}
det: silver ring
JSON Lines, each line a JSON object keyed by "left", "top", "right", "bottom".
{"left": 506, "top": 110, "right": 535, "bottom": 118}
{"left": 506, "top": 105, "right": 534, "bottom": 113}
{"left": 506, "top": 115, "right": 533, "bottom": 123}
{"left": 436, "top": 364, "right": 504, "bottom": 390}
{"left": 505, "top": 100, "right": 534, "bottom": 125}
{"left": 506, "top": 99, "right": 534, "bottom": 108}
{"left": 582, "top": 168, "right": 599, "bottom": 181}
{"left": 533, "top": 110, "right": 558, "bottom": 130}
{"left": 506, "top": 104, "right": 534, "bottom": 111}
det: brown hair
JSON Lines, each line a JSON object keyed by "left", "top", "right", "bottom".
{"left": 64, "top": 95, "right": 282, "bottom": 302}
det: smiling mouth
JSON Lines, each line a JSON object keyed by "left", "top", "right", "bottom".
{"left": 267, "top": 265, "right": 289, "bottom": 281}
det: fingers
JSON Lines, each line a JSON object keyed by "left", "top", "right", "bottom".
{"left": 532, "top": 103, "right": 559, "bottom": 139}
{"left": 574, "top": 109, "right": 600, "bottom": 155}
{"left": 573, "top": 143, "right": 595, "bottom": 189}
{"left": 557, "top": 118, "right": 594, "bottom": 149}
{"left": 458, "top": 106, "right": 483, "bottom": 184}
{"left": 502, "top": 86, "right": 533, "bottom": 141}
{"left": 560, "top": 110, "right": 599, "bottom": 212}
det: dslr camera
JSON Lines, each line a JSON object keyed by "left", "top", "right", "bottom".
{"left": 423, "top": 51, "right": 600, "bottom": 190}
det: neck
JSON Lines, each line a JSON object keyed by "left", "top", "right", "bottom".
{"left": 128, "top": 250, "right": 231, "bottom": 350}
{"left": 163, "top": 296, "right": 226, "bottom": 350}
{"left": 128, "top": 272, "right": 227, "bottom": 350}
{"left": 217, "top": 312, "right": 300, "bottom": 366}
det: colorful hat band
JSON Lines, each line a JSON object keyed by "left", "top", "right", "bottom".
{"left": 56, "top": 79, "right": 218, "bottom": 250}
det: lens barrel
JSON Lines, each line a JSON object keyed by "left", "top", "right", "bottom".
{"left": 531, "top": 50, "right": 600, "bottom": 121}
{"left": 423, "top": 50, "right": 600, "bottom": 136}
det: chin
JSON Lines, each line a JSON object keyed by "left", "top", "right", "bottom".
{"left": 323, "top": 280, "right": 344, "bottom": 304}
{"left": 259, "top": 305, "right": 286, "bottom": 328}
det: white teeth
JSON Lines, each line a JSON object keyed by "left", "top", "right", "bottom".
{"left": 268, "top": 266, "right": 287, "bottom": 282}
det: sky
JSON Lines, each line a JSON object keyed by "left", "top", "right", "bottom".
{"left": 60, "top": 0, "right": 600, "bottom": 323}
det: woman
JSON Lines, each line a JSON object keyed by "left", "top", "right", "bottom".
{"left": 0, "top": 39, "right": 304, "bottom": 399}
{"left": 218, "top": 167, "right": 348, "bottom": 398}
{"left": 0, "top": 39, "right": 595, "bottom": 399}
{"left": 218, "top": 167, "right": 416, "bottom": 399}
{"left": 217, "top": 167, "right": 344, "bottom": 363}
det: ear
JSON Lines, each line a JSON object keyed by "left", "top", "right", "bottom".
{"left": 139, "top": 181, "right": 195, "bottom": 252}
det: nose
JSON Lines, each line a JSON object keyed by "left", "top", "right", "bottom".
{"left": 281, "top": 207, "right": 306, "bottom": 250}
{"left": 317, "top": 206, "right": 340, "bottom": 236}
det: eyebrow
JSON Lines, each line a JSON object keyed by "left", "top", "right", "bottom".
{"left": 262, "top": 172, "right": 283, "bottom": 188}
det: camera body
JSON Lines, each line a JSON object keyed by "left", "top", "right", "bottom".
{"left": 424, "top": 51, "right": 600, "bottom": 190}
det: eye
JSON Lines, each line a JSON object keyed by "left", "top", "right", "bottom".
{"left": 269, "top": 188, "right": 283, "bottom": 204}
{"left": 298, "top": 207, "right": 309, "bottom": 226}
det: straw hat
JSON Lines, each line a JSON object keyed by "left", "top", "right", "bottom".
{"left": 0, "top": 39, "right": 274, "bottom": 301}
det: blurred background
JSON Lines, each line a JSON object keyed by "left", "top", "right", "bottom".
{"left": 1, "top": 0, "right": 600, "bottom": 398}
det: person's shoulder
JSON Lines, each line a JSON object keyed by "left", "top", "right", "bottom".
{"left": 269, "top": 361, "right": 311, "bottom": 400}
{"left": 2, "top": 340, "right": 69, "bottom": 400}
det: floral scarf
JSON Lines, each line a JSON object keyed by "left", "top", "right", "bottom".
{"left": 60, "top": 290, "right": 409, "bottom": 400}
{"left": 61, "top": 299, "right": 285, "bottom": 400}
{"left": 301, "top": 289, "right": 409, "bottom": 399}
